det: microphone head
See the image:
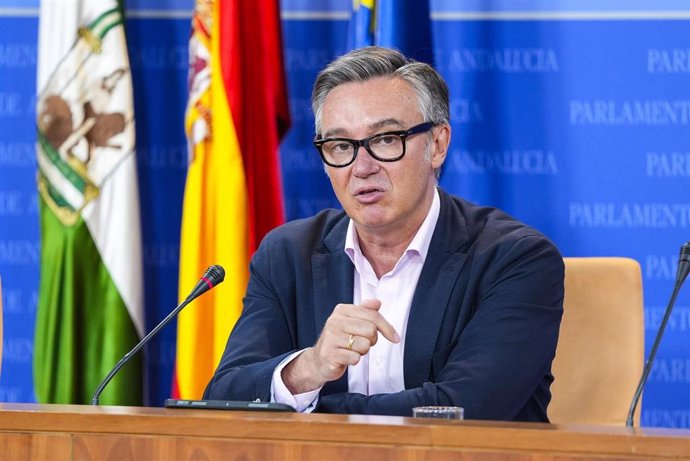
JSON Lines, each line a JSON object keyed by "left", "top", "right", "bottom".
{"left": 681, "top": 242, "right": 690, "bottom": 262}
{"left": 204, "top": 264, "right": 226, "bottom": 287}
{"left": 676, "top": 242, "right": 690, "bottom": 286}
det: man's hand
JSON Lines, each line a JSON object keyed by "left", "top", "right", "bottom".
{"left": 281, "top": 299, "right": 400, "bottom": 395}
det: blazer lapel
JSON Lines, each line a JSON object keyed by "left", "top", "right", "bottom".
{"left": 404, "top": 190, "right": 469, "bottom": 389}
{"left": 312, "top": 214, "right": 353, "bottom": 395}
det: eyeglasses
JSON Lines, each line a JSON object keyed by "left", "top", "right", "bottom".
{"left": 313, "top": 122, "right": 435, "bottom": 168}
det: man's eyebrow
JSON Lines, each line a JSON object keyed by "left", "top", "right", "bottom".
{"left": 321, "top": 127, "right": 347, "bottom": 138}
{"left": 370, "top": 118, "right": 404, "bottom": 131}
{"left": 321, "top": 119, "right": 405, "bottom": 139}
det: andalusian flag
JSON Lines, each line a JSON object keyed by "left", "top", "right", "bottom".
{"left": 173, "top": 0, "right": 289, "bottom": 399}
{"left": 34, "top": 0, "right": 143, "bottom": 405}
{"left": 347, "top": 0, "right": 434, "bottom": 64}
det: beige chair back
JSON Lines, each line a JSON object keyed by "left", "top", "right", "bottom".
{"left": 549, "top": 257, "right": 644, "bottom": 426}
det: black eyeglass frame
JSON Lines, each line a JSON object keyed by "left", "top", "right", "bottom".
{"left": 313, "top": 121, "right": 436, "bottom": 168}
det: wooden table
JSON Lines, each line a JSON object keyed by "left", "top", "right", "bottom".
{"left": 0, "top": 403, "right": 688, "bottom": 460}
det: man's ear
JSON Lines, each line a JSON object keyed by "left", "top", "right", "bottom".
{"left": 430, "top": 124, "right": 451, "bottom": 169}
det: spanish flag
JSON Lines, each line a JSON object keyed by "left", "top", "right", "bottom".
{"left": 174, "top": 0, "right": 290, "bottom": 399}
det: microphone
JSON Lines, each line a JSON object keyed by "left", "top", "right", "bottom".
{"left": 626, "top": 243, "right": 690, "bottom": 426}
{"left": 91, "top": 265, "right": 225, "bottom": 405}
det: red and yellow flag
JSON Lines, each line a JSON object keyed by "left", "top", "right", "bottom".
{"left": 174, "top": 0, "right": 290, "bottom": 399}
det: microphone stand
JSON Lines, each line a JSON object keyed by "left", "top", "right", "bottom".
{"left": 92, "top": 294, "right": 196, "bottom": 405}
{"left": 626, "top": 243, "right": 690, "bottom": 427}
{"left": 91, "top": 265, "right": 225, "bottom": 405}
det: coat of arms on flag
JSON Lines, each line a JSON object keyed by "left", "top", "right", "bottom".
{"left": 37, "top": 7, "right": 135, "bottom": 226}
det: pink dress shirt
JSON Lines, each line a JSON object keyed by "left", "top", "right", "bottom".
{"left": 272, "top": 189, "right": 441, "bottom": 412}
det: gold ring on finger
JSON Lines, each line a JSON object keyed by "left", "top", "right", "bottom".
{"left": 346, "top": 334, "right": 355, "bottom": 351}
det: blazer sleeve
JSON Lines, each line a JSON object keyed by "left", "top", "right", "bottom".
{"left": 316, "top": 233, "right": 564, "bottom": 420}
{"left": 203, "top": 234, "right": 298, "bottom": 402}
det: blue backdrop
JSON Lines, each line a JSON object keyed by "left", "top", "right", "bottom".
{"left": 0, "top": 0, "right": 689, "bottom": 428}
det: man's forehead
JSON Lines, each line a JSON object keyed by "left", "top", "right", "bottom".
{"left": 319, "top": 78, "right": 420, "bottom": 136}
{"left": 321, "top": 118, "right": 406, "bottom": 138}
{"left": 327, "top": 76, "right": 412, "bottom": 97}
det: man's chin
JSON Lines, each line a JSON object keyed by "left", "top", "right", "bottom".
{"left": 351, "top": 212, "right": 392, "bottom": 232}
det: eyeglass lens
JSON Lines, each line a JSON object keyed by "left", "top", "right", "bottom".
{"left": 321, "top": 133, "right": 403, "bottom": 166}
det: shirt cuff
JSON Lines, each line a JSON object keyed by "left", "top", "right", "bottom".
{"left": 270, "top": 349, "right": 321, "bottom": 413}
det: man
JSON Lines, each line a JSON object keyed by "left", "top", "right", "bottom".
{"left": 204, "top": 46, "right": 564, "bottom": 421}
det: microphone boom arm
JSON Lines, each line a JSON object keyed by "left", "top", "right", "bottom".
{"left": 625, "top": 282, "right": 683, "bottom": 426}
{"left": 91, "top": 265, "right": 225, "bottom": 405}
{"left": 625, "top": 243, "right": 690, "bottom": 427}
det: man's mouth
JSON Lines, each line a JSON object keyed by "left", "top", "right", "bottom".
{"left": 355, "top": 186, "right": 383, "bottom": 196}
{"left": 353, "top": 186, "right": 384, "bottom": 202}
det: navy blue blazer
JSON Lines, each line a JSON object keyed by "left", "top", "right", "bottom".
{"left": 204, "top": 189, "right": 564, "bottom": 421}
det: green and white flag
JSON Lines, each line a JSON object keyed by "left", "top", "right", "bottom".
{"left": 34, "top": 0, "right": 143, "bottom": 405}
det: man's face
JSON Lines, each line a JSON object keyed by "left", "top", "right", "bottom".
{"left": 319, "top": 77, "right": 449, "bottom": 236}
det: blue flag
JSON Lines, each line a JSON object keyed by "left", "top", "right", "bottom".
{"left": 348, "top": 0, "right": 375, "bottom": 48}
{"left": 347, "top": 0, "right": 434, "bottom": 64}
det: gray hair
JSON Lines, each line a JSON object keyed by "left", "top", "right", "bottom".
{"left": 311, "top": 46, "right": 450, "bottom": 136}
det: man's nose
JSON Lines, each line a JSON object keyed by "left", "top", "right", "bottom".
{"left": 352, "top": 146, "right": 379, "bottom": 176}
